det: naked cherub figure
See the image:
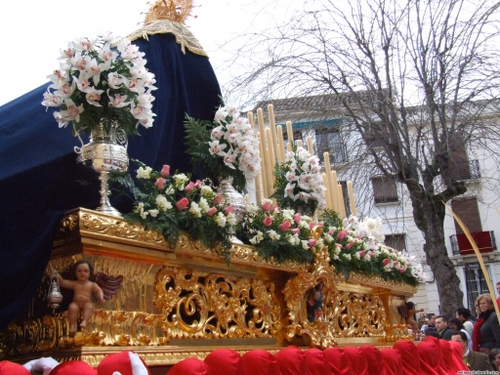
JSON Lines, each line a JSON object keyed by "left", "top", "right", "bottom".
{"left": 52, "top": 260, "right": 105, "bottom": 335}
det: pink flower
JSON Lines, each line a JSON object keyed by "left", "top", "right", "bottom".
{"left": 194, "top": 179, "right": 203, "bottom": 188}
{"left": 185, "top": 181, "right": 196, "bottom": 192}
{"left": 160, "top": 164, "right": 170, "bottom": 177}
{"left": 337, "top": 230, "right": 348, "bottom": 240}
{"left": 346, "top": 243, "right": 353, "bottom": 250}
{"left": 154, "top": 178, "right": 165, "bottom": 190}
{"left": 207, "top": 207, "right": 217, "bottom": 216}
{"left": 359, "top": 251, "right": 365, "bottom": 258}
{"left": 292, "top": 228, "right": 300, "bottom": 234}
{"left": 399, "top": 268, "right": 406, "bottom": 273}
{"left": 279, "top": 221, "right": 291, "bottom": 232}
{"left": 263, "top": 216, "right": 273, "bottom": 226}
{"left": 176, "top": 197, "right": 189, "bottom": 210}
{"left": 335, "top": 243, "right": 342, "bottom": 249}
{"left": 213, "top": 194, "right": 224, "bottom": 205}
{"left": 224, "top": 206, "right": 235, "bottom": 215}
{"left": 293, "top": 212, "right": 301, "bottom": 224}
{"left": 382, "top": 258, "right": 390, "bottom": 266}
{"left": 308, "top": 239, "right": 317, "bottom": 248}
{"left": 262, "top": 201, "right": 272, "bottom": 211}
{"left": 328, "top": 228, "right": 335, "bottom": 236}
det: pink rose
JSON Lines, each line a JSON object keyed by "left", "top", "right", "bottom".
{"left": 335, "top": 243, "right": 342, "bottom": 249}
{"left": 224, "top": 206, "right": 235, "bottom": 215}
{"left": 399, "top": 267, "right": 406, "bottom": 273}
{"left": 337, "top": 230, "right": 348, "bottom": 240}
{"left": 382, "top": 258, "right": 390, "bottom": 266}
{"left": 185, "top": 181, "right": 196, "bottom": 192}
{"left": 279, "top": 221, "right": 291, "bottom": 232}
{"left": 194, "top": 179, "right": 203, "bottom": 188}
{"left": 263, "top": 216, "right": 273, "bottom": 226}
{"left": 292, "top": 228, "right": 300, "bottom": 234}
{"left": 176, "top": 197, "right": 189, "bottom": 210}
{"left": 308, "top": 239, "right": 317, "bottom": 248}
{"left": 213, "top": 194, "right": 224, "bottom": 205}
{"left": 359, "top": 251, "right": 365, "bottom": 258}
{"left": 155, "top": 178, "right": 165, "bottom": 190}
{"left": 207, "top": 207, "right": 217, "bottom": 217}
{"left": 160, "top": 164, "right": 170, "bottom": 177}
{"left": 346, "top": 243, "right": 353, "bottom": 250}
{"left": 293, "top": 212, "right": 301, "bottom": 224}
{"left": 262, "top": 201, "right": 272, "bottom": 211}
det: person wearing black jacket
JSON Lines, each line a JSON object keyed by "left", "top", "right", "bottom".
{"left": 436, "top": 315, "right": 454, "bottom": 340}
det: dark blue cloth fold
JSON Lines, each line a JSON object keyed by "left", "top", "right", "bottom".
{"left": 0, "top": 32, "right": 221, "bottom": 331}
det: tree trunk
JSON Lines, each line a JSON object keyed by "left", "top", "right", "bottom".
{"left": 409, "top": 191, "right": 464, "bottom": 318}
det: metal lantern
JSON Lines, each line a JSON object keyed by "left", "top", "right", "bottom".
{"left": 47, "top": 271, "right": 63, "bottom": 311}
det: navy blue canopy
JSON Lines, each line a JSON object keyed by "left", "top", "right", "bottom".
{"left": 0, "top": 31, "right": 221, "bottom": 331}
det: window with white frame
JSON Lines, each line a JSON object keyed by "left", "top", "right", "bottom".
{"left": 464, "top": 262, "right": 491, "bottom": 311}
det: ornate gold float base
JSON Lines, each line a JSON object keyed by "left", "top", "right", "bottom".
{"left": 0, "top": 208, "right": 415, "bottom": 366}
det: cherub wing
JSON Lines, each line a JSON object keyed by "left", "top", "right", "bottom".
{"left": 95, "top": 272, "right": 124, "bottom": 300}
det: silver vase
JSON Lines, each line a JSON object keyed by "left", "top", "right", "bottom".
{"left": 218, "top": 177, "right": 246, "bottom": 243}
{"left": 75, "top": 122, "right": 128, "bottom": 216}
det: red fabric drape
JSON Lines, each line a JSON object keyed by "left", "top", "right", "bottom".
{"left": 240, "top": 350, "right": 279, "bottom": 375}
{"left": 439, "top": 339, "right": 461, "bottom": 375}
{"left": 449, "top": 340, "right": 470, "bottom": 372}
{"left": 304, "top": 348, "right": 330, "bottom": 375}
{"left": 275, "top": 346, "right": 308, "bottom": 375}
{"left": 380, "top": 348, "right": 403, "bottom": 375}
{"left": 343, "top": 346, "right": 368, "bottom": 375}
{"left": 324, "top": 347, "right": 352, "bottom": 375}
{"left": 360, "top": 345, "right": 384, "bottom": 375}
{"left": 168, "top": 358, "right": 213, "bottom": 375}
{"left": 204, "top": 348, "right": 245, "bottom": 375}
{"left": 393, "top": 340, "right": 421, "bottom": 375}
{"left": 417, "top": 340, "right": 443, "bottom": 375}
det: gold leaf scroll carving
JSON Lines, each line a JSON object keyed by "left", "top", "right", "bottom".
{"left": 153, "top": 266, "right": 281, "bottom": 339}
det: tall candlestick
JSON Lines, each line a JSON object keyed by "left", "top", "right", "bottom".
{"left": 247, "top": 111, "right": 255, "bottom": 129}
{"left": 323, "top": 173, "right": 333, "bottom": 210}
{"left": 347, "top": 181, "right": 357, "bottom": 216}
{"left": 257, "top": 131, "right": 268, "bottom": 199}
{"left": 268, "top": 104, "right": 278, "bottom": 161}
{"left": 286, "top": 121, "right": 294, "bottom": 151}
{"left": 276, "top": 125, "right": 285, "bottom": 161}
{"left": 307, "top": 136, "right": 314, "bottom": 155}
{"left": 337, "top": 183, "right": 346, "bottom": 218}
{"left": 323, "top": 152, "right": 336, "bottom": 212}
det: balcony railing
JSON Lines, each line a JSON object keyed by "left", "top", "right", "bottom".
{"left": 450, "top": 231, "right": 496, "bottom": 255}
{"left": 452, "top": 159, "right": 481, "bottom": 181}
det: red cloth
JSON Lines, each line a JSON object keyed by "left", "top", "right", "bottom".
{"left": 168, "top": 358, "right": 213, "bottom": 375}
{"left": 241, "top": 350, "right": 279, "bottom": 375}
{"left": 0, "top": 360, "right": 31, "bottom": 375}
{"left": 449, "top": 340, "right": 470, "bottom": 372}
{"left": 380, "top": 348, "right": 402, "bottom": 375}
{"left": 417, "top": 340, "right": 442, "bottom": 375}
{"left": 438, "top": 339, "right": 459, "bottom": 375}
{"left": 359, "top": 345, "right": 383, "bottom": 375}
{"left": 48, "top": 361, "right": 97, "bottom": 375}
{"left": 343, "top": 346, "right": 368, "bottom": 375}
{"left": 304, "top": 348, "right": 329, "bottom": 375}
{"left": 204, "top": 348, "right": 245, "bottom": 375}
{"left": 275, "top": 346, "right": 308, "bottom": 375}
{"left": 324, "top": 347, "right": 351, "bottom": 375}
{"left": 393, "top": 340, "right": 420, "bottom": 375}
{"left": 96, "top": 351, "right": 151, "bottom": 375}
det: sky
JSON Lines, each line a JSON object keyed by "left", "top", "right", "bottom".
{"left": 0, "top": 0, "right": 298, "bottom": 106}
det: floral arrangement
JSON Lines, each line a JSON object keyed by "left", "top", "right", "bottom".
{"left": 185, "top": 105, "right": 261, "bottom": 192}
{"left": 272, "top": 145, "right": 326, "bottom": 216}
{"left": 42, "top": 33, "right": 157, "bottom": 138}
{"left": 117, "top": 160, "right": 237, "bottom": 260}
{"left": 238, "top": 202, "right": 424, "bottom": 286}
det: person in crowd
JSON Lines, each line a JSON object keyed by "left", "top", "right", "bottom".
{"left": 417, "top": 312, "right": 427, "bottom": 330}
{"left": 488, "top": 348, "right": 500, "bottom": 371}
{"left": 456, "top": 307, "right": 474, "bottom": 338}
{"left": 451, "top": 330, "right": 494, "bottom": 371}
{"left": 435, "top": 315, "right": 454, "bottom": 340}
{"left": 421, "top": 313, "right": 438, "bottom": 336}
{"left": 449, "top": 317, "right": 472, "bottom": 350}
{"left": 473, "top": 293, "right": 500, "bottom": 353}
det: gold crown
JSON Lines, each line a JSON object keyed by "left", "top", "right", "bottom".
{"left": 144, "top": 0, "right": 194, "bottom": 25}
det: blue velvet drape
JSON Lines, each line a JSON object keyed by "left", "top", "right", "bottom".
{"left": 0, "top": 32, "right": 221, "bottom": 330}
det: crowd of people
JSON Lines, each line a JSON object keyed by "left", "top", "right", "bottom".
{"left": 410, "top": 288, "right": 500, "bottom": 372}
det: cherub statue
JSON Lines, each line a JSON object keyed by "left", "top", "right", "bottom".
{"left": 52, "top": 260, "right": 105, "bottom": 335}
{"left": 398, "top": 301, "right": 424, "bottom": 332}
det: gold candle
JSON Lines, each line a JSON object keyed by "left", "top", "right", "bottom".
{"left": 276, "top": 125, "right": 285, "bottom": 161}
{"left": 347, "top": 181, "right": 357, "bottom": 216}
{"left": 307, "top": 136, "right": 314, "bottom": 155}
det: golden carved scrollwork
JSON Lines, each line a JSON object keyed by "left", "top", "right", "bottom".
{"left": 282, "top": 232, "right": 387, "bottom": 349}
{"left": 153, "top": 266, "right": 281, "bottom": 339}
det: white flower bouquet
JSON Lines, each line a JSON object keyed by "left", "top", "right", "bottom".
{"left": 42, "top": 33, "right": 157, "bottom": 138}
